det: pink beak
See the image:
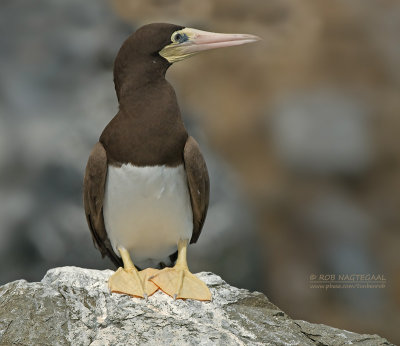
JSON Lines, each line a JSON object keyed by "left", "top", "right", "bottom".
{"left": 181, "top": 28, "right": 260, "bottom": 54}
{"left": 160, "top": 28, "right": 260, "bottom": 63}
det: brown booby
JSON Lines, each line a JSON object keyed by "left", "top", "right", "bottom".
{"left": 83, "top": 23, "right": 259, "bottom": 301}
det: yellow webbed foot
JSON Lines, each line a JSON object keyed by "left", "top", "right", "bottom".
{"left": 109, "top": 267, "right": 159, "bottom": 298}
{"left": 150, "top": 267, "right": 211, "bottom": 301}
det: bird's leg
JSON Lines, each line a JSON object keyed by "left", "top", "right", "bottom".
{"left": 150, "top": 239, "right": 211, "bottom": 301}
{"left": 108, "top": 247, "right": 159, "bottom": 298}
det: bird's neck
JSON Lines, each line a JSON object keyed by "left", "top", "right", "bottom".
{"left": 101, "top": 56, "right": 188, "bottom": 166}
{"left": 114, "top": 56, "right": 170, "bottom": 107}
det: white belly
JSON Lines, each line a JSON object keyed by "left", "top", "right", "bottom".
{"left": 103, "top": 163, "right": 193, "bottom": 268}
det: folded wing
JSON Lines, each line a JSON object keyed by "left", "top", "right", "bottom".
{"left": 183, "top": 136, "right": 210, "bottom": 243}
{"left": 83, "top": 142, "right": 122, "bottom": 267}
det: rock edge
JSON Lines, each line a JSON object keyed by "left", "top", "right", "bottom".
{"left": 0, "top": 267, "right": 393, "bottom": 346}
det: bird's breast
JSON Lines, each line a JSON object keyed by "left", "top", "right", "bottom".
{"left": 103, "top": 163, "right": 193, "bottom": 268}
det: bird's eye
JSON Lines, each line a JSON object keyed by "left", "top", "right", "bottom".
{"left": 172, "top": 32, "right": 188, "bottom": 44}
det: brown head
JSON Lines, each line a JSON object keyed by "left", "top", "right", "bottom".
{"left": 102, "top": 23, "right": 259, "bottom": 166}
{"left": 113, "top": 23, "right": 260, "bottom": 101}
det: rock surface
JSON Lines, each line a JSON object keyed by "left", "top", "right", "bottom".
{"left": 0, "top": 267, "right": 393, "bottom": 346}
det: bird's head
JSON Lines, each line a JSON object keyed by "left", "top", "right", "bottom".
{"left": 157, "top": 24, "right": 260, "bottom": 63}
{"left": 113, "top": 23, "right": 259, "bottom": 100}
{"left": 118, "top": 23, "right": 260, "bottom": 64}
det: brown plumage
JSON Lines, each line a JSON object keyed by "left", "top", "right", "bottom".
{"left": 83, "top": 142, "right": 122, "bottom": 267}
{"left": 83, "top": 23, "right": 209, "bottom": 268}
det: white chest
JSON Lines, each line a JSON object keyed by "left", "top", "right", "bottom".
{"left": 103, "top": 163, "right": 193, "bottom": 267}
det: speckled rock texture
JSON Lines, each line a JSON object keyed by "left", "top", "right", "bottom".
{"left": 0, "top": 267, "right": 393, "bottom": 345}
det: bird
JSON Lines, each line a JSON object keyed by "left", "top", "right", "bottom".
{"left": 83, "top": 23, "right": 259, "bottom": 301}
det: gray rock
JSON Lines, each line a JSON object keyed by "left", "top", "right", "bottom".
{"left": 0, "top": 267, "right": 393, "bottom": 346}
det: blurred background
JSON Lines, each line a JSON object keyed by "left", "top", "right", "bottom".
{"left": 0, "top": 0, "right": 399, "bottom": 343}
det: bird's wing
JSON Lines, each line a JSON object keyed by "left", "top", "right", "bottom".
{"left": 83, "top": 142, "right": 122, "bottom": 267}
{"left": 183, "top": 136, "right": 210, "bottom": 243}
